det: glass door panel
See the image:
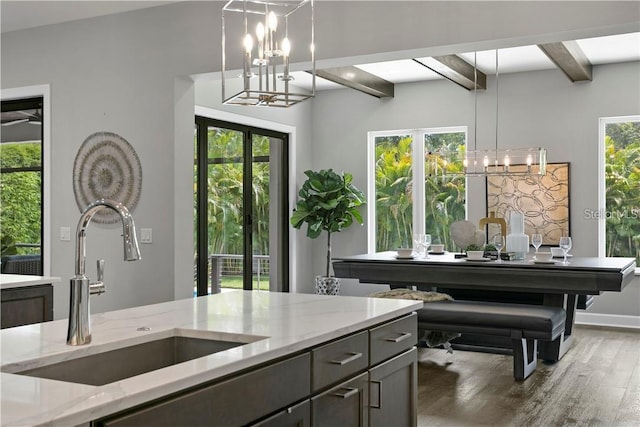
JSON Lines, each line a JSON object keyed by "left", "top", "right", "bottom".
{"left": 250, "top": 133, "right": 287, "bottom": 292}
{"left": 208, "top": 126, "right": 245, "bottom": 292}
{"left": 251, "top": 134, "right": 270, "bottom": 291}
{"left": 194, "top": 117, "right": 288, "bottom": 295}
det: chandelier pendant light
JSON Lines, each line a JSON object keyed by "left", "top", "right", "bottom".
{"left": 221, "top": 0, "right": 315, "bottom": 107}
{"left": 432, "top": 50, "right": 547, "bottom": 177}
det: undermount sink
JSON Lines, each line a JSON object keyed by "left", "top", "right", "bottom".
{"left": 15, "top": 330, "right": 264, "bottom": 386}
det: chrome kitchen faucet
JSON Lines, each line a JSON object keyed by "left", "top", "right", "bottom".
{"left": 67, "top": 199, "right": 141, "bottom": 345}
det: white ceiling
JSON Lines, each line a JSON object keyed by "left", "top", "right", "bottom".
{"left": 1, "top": 1, "right": 639, "bottom": 91}
{"left": 291, "top": 32, "right": 640, "bottom": 90}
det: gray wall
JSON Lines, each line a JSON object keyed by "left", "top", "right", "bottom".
{"left": 1, "top": 1, "right": 638, "bottom": 322}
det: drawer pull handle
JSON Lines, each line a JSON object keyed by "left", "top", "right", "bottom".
{"left": 330, "top": 351, "right": 363, "bottom": 365}
{"left": 385, "top": 332, "right": 412, "bottom": 343}
{"left": 333, "top": 387, "right": 359, "bottom": 399}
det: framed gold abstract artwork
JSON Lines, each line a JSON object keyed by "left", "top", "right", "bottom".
{"left": 486, "top": 163, "right": 570, "bottom": 246}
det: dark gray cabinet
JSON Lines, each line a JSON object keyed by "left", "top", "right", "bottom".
{"left": 250, "top": 400, "right": 311, "bottom": 427}
{"left": 96, "top": 353, "right": 310, "bottom": 427}
{"left": 369, "top": 348, "right": 417, "bottom": 427}
{"left": 1, "top": 284, "right": 53, "bottom": 329}
{"left": 95, "top": 312, "right": 418, "bottom": 427}
{"left": 312, "top": 372, "right": 369, "bottom": 427}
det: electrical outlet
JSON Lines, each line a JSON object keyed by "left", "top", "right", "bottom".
{"left": 60, "top": 226, "right": 71, "bottom": 241}
{"left": 140, "top": 228, "right": 152, "bottom": 244}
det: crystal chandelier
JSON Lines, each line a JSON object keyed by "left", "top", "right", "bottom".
{"left": 221, "top": 0, "right": 315, "bottom": 107}
{"left": 431, "top": 51, "right": 547, "bottom": 177}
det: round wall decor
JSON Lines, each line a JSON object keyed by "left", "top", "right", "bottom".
{"left": 73, "top": 131, "right": 142, "bottom": 224}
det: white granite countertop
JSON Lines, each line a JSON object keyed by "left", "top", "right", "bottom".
{"left": 0, "top": 274, "right": 60, "bottom": 290}
{"left": 0, "top": 290, "right": 422, "bottom": 426}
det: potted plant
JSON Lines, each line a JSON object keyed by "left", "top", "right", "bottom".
{"left": 291, "top": 169, "right": 366, "bottom": 294}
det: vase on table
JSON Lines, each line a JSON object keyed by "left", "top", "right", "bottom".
{"left": 315, "top": 276, "right": 341, "bottom": 295}
{"left": 506, "top": 212, "right": 529, "bottom": 260}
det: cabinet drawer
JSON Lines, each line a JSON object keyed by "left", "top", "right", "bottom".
{"left": 312, "top": 331, "right": 368, "bottom": 391}
{"left": 311, "top": 372, "right": 368, "bottom": 427}
{"left": 251, "top": 399, "right": 310, "bottom": 427}
{"left": 97, "top": 353, "right": 310, "bottom": 427}
{"left": 369, "top": 313, "right": 417, "bottom": 366}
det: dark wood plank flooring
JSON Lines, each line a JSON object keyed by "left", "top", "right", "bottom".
{"left": 417, "top": 325, "right": 640, "bottom": 426}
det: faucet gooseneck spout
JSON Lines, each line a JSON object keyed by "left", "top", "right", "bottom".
{"left": 67, "top": 199, "right": 141, "bottom": 346}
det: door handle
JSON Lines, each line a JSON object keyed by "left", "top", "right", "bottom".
{"left": 370, "top": 380, "right": 382, "bottom": 408}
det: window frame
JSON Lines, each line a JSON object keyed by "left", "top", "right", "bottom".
{"left": 1, "top": 85, "right": 50, "bottom": 275}
{"left": 367, "top": 126, "right": 468, "bottom": 254}
{"left": 598, "top": 115, "right": 640, "bottom": 273}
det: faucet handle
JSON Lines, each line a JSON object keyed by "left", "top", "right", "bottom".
{"left": 97, "top": 259, "right": 104, "bottom": 282}
{"left": 90, "top": 259, "right": 105, "bottom": 295}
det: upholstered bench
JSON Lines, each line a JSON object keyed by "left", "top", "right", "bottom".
{"left": 417, "top": 300, "right": 566, "bottom": 381}
{"left": 434, "top": 287, "right": 594, "bottom": 310}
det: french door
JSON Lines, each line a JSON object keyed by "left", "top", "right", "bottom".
{"left": 194, "top": 117, "right": 289, "bottom": 295}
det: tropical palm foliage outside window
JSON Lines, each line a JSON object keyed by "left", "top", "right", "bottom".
{"left": 1, "top": 97, "right": 44, "bottom": 272}
{"left": 602, "top": 118, "right": 640, "bottom": 264}
{"left": 370, "top": 128, "right": 467, "bottom": 252}
{"left": 197, "top": 128, "right": 271, "bottom": 258}
{"left": 424, "top": 132, "right": 467, "bottom": 249}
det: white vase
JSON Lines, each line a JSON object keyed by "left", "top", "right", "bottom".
{"left": 315, "top": 276, "right": 341, "bottom": 295}
{"left": 507, "top": 212, "right": 529, "bottom": 260}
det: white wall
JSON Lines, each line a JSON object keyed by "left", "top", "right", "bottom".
{"left": 309, "top": 62, "right": 640, "bottom": 319}
{"left": 1, "top": 1, "right": 638, "bottom": 321}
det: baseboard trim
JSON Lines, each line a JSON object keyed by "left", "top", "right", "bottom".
{"left": 575, "top": 312, "right": 640, "bottom": 329}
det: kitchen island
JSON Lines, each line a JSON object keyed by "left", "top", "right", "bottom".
{"left": 0, "top": 291, "right": 422, "bottom": 426}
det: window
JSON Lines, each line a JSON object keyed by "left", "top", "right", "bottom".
{"left": 368, "top": 127, "right": 467, "bottom": 253}
{"left": 599, "top": 116, "right": 640, "bottom": 265}
{"left": 1, "top": 97, "right": 44, "bottom": 275}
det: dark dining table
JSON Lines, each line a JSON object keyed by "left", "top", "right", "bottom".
{"left": 333, "top": 251, "right": 636, "bottom": 361}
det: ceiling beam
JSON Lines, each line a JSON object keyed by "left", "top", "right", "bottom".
{"left": 414, "top": 55, "right": 487, "bottom": 91}
{"left": 538, "top": 41, "right": 592, "bottom": 82}
{"left": 314, "top": 66, "right": 394, "bottom": 98}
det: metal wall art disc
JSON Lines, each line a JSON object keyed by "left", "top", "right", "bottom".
{"left": 73, "top": 131, "right": 142, "bottom": 224}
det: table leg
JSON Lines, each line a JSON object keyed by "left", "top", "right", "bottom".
{"left": 538, "top": 293, "right": 577, "bottom": 362}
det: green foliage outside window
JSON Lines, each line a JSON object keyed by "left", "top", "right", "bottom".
{"left": 194, "top": 128, "right": 271, "bottom": 258}
{"left": 423, "top": 133, "right": 466, "bottom": 248}
{"left": 374, "top": 132, "right": 466, "bottom": 252}
{"left": 374, "top": 135, "right": 413, "bottom": 251}
{"left": 0, "top": 142, "right": 42, "bottom": 255}
{"left": 605, "top": 121, "right": 640, "bottom": 264}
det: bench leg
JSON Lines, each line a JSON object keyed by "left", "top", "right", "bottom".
{"left": 512, "top": 338, "right": 537, "bottom": 381}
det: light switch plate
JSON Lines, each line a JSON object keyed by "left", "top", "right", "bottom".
{"left": 140, "top": 228, "right": 152, "bottom": 244}
{"left": 60, "top": 226, "right": 71, "bottom": 241}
